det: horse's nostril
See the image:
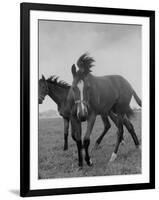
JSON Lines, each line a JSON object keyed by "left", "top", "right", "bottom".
{"left": 77, "top": 113, "right": 88, "bottom": 122}
{"left": 38, "top": 98, "right": 43, "bottom": 104}
{"left": 80, "top": 116, "right": 87, "bottom": 122}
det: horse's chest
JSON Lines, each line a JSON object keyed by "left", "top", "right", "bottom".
{"left": 58, "top": 105, "right": 69, "bottom": 118}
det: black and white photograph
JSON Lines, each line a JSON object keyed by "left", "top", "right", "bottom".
{"left": 20, "top": 3, "right": 155, "bottom": 197}
{"left": 38, "top": 20, "right": 142, "bottom": 179}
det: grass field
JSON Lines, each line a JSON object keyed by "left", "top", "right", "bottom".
{"left": 38, "top": 112, "right": 141, "bottom": 179}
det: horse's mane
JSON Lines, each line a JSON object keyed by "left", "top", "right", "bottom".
{"left": 76, "top": 53, "right": 95, "bottom": 75}
{"left": 47, "top": 76, "right": 70, "bottom": 89}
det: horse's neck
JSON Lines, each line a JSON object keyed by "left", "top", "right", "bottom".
{"left": 86, "top": 73, "right": 95, "bottom": 84}
{"left": 47, "top": 82, "right": 69, "bottom": 107}
{"left": 86, "top": 73, "right": 99, "bottom": 104}
{"left": 86, "top": 73, "right": 94, "bottom": 79}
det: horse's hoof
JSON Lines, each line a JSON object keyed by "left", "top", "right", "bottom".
{"left": 87, "top": 159, "right": 93, "bottom": 166}
{"left": 121, "top": 140, "right": 125, "bottom": 145}
{"left": 63, "top": 147, "right": 68, "bottom": 151}
{"left": 109, "top": 152, "right": 117, "bottom": 162}
{"left": 77, "top": 166, "right": 83, "bottom": 171}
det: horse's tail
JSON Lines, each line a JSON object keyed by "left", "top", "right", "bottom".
{"left": 126, "top": 89, "right": 141, "bottom": 119}
{"left": 132, "top": 90, "right": 142, "bottom": 107}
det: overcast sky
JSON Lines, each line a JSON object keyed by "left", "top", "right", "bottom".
{"left": 39, "top": 20, "right": 141, "bottom": 112}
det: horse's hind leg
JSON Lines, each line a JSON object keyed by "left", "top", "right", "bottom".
{"left": 123, "top": 115, "right": 140, "bottom": 148}
{"left": 109, "top": 112, "right": 124, "bottom": 143}
{"left": 109, "top": 114, "right": 124, "bottom": 162}
{"left": 63, "top": 118, "right": 69, "bottom": 151}
{"left": 95, "top": 115, "right": 111, "bottom": 148}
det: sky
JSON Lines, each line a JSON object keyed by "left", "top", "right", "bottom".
{"left": 39, "top": 20, "right": 141, "bottom": 112}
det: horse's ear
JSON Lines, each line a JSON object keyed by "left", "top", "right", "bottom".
{"left": 42, "top": 74, "right": 45, "bottom": 80}
{"left": 71, "top": 64, "right": 76, "bottom": 77}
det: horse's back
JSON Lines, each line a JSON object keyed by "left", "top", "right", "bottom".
{"left": 88, "top": 75, "right": 120, "bottom": 113}
{"left": 106, "top": 75, "right": 133, "bottom": 114}
{"left": 91, "top": 74, "right": 133, "bottom": 114}
{"left": 94, "top": 75, "right": 133, "bottom": 94}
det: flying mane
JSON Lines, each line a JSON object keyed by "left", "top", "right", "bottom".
{"left": 47, "top": 76, "right": 70, "bottom": 89}
{"left": 76, "top": 53, "right": 95, "bottom": 76}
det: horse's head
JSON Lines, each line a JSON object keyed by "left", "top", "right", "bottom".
{"left": 71, "top": 64, "right": 90, "bottom": 121}
{"left": 38, "top": 75, "right": 49, "bottom": 104}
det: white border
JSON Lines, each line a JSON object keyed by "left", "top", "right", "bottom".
{"left": 30, "top": 10, "right": 150, "bottom": 190}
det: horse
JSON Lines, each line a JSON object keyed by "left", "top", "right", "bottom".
{"left": 38, "top": 75, "right": 128, "bottom": 154}
{"left": 71, "top": 53, "right": 141, "bottom": 167}
{"left": 39, "top": 75, "right": 72, "bottom": 150}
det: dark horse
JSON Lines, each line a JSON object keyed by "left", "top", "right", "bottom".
{"left": 39, "top": 75, "right": 71, "bottom": 150}
{"left": 39, "top": 75, "right": 127, "bottom": 153}
{"left": 71, "top": 53, "right": 141, "bottom": 166}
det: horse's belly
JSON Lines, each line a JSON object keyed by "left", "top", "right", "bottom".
{"left": 91, "top": 96, "right": 116, "bottom": 114}
{"left": 90, "top": 81, "right": 118, "bottom": 114}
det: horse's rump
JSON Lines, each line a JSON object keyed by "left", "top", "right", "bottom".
{"left": 88, "top": 75, "right": 134, "bottom": 115}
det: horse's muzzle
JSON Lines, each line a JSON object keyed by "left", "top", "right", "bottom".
{"left": 39, "top": 95, "right": 45, "bottom": 104}
{"left": 38, "top": 98, "right": 43, "bottom": 104}
{"left": 76, "top": 101, "right": 89, "bottom": 121}
{"left": 77, "top": 107, "right": 88, "bottom": 122}
{"left": 78, "top": 115, "right": 87, "bottom": 122}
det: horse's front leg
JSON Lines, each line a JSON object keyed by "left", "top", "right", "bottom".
{"left": 70, "top": 117, "right": 83, "bottom": 168}
{"left": 83, "top": 113, "right": 96, "bottom": 166}
{"left": 63, "top": 118, "right": 69, "bottom": 151}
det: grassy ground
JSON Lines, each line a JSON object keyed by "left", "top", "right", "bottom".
{"left": 38, "top": 112, "right": 141, "bottom": 179}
